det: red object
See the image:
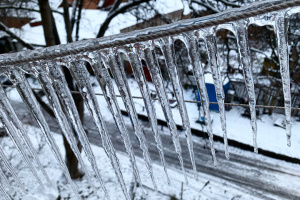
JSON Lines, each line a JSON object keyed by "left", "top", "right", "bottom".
{"left": 143, "top": 66, "right": 152, "bottom": 82}
{"left": 29, "top": 21, "right": 43, "bottom": 27}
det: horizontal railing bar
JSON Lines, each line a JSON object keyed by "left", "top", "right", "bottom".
{"left": 3, "top": 84, "right": 299, "bottom": 111}
{"left": 0, "top": 0, "right": 299, "bottom": 66}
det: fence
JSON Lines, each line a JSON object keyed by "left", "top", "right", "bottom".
{"left": 0, "top": 0, "right": 300, "bottom": 199}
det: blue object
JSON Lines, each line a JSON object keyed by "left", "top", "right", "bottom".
{"left": 196, "top": 74, "right": 230, "bottom": 111}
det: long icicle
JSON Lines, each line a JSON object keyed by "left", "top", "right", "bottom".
{"left": 106, "top": 48, "right": 157, "bottom": 190}
{"left": 0, "top": 148, "right": 25, "bottom": 192}
{"left": 44, "top": 61, "right": 109, "bottom": 199}
{"left": 125, "top": 48, "right": 170, "bottom": 184}
{"left": 0, "top": 182, "right": 11, "bottom": 200}
{"left": 182, "top": 31, "right": 217, "bottom": 166}
{"left": 87, "top": 52, "right": 146, "bottom": 196}
{"left": 141, "top": 42, "right": 188, "bottom": 183}
{"left": 8, "top": 70, "right": 81, "bottom": 200}
{"left": 34, "top": 65, "right": 95, "bottom": 188}
{"left": 234, "top": 20, "right": 258, "bottom": 153}
{"left": 274, "top": 12, "right": 292, "bottom": 146}
{"left": 0, "top": 83, "right": 51, "bottom": 186}
{"left": 0, "top": 86, "right": 45, "bottom": 188}
{"left": 203, "top": 28, "right": 230, "bottom": 159}
{"left": 157, "top": 36, "right": 198, "bottom": 178}
{"left": 68, "top": 60, "right": 130, "bottom": 200}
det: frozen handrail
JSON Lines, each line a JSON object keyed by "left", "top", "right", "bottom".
{"left": 0, "top": 0, "right": 299, "bottom": 66}
{"left": 0, "top": 0, "right": 299, "bottom": 199}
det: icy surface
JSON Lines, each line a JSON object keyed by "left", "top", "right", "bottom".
{"left": 203, "top": 28, "right": 229, "bottom": 159}
{"left": 105, "top": 48, "right": 157, "bottom": 190}
{"left": 234, "top": 20, "right": 258, "bottom": 153}
{"left": 125, "top": 47, "right": 170, "bottom": 183}
{"left": 274, "top": 12, "right": 292, "bottom": 146}
{"left": 182, "top": 31, "right": 217, "bottom": 165}
{"left": 8, "top": 70, "right": 81, "bottom": 199}
{"left": 157, "top": 37, "right": 197, "bottom": 178}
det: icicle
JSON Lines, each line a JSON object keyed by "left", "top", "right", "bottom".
{"left": 124, "top": 48, "right": 170, "bottom": 184}
{"left": 0, "top": 84, "right": 51, "bottom": 185}
{"left": 0, "top": 148, "right": 25, "bottom": 192}
{"left": 87, "top": 52, "right": 146, "bottom": 196}
{"left": 67, "top": 59, "right": 130, "bottom": 200}
{"left": 274, "top": 12, "right": 292, "bottom": 146}
{"left": 106, "top": 48, "right": 157, "bottom": 190}
{"left": 0, "top": 86, "right": 45, "bottom": 188}
{"left": 33, "top": 64, "right": 94, "bottom": 188}
{"left": 8, "top": 70, "right": 81, "bottom": 200}
{"left": 234, "top": 20, "right": 258, "bottom": 153}
{"left": 140, "top": 42, "right": 188, "bottom": 183}
{"left": 182, "top": 32, "right": 217, "bottom": 165}
{"left": 0, "top": 166, "right": 12, "bottom": 190}
{"left": 44, "top": 61, "right": 109, "bottom": 199}
{"left": 0, "top": 182, "right": 11, "bottom": 200}
{"left": 202, "top": 28, "right": 229, "bottom": 159}
{"left": 156, "top": 37, "right": 198, "bottom": 178}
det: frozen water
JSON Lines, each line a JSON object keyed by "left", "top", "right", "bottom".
{"left": 8, "top": 70, "right": 81, "bottom": 200}
{"left": 124, "top": 47, "right": 170, "bottom": 183}
{"left": 84, "top": 51, "right": 146, "bottom": 196}
{"left": 105, "top": 48, "right": 157, "bottom": 190}
{"left": 202, "top": 28, "right": 229, "bottom": 159}
{"left": 140, "top": 41, "right": 188, "bottom": 183}
{"left": 67, "top": 59, "right": 130, "bottom": 200}
{"left": 0, "top": 148, "right": 25, "bottom": 192}
{"left": 234, "top": 20, "right": 258, "bottom": 153}
{"left": 156, "top": 37, "right": 198, "bottom": 178}
{"left": 34, "top": 63, "right": 95, "bottom": 187}
{"left": 182, "top": 31, "right": 217, "bottom": 166}
{"left": 274, "top": 12, "right": 292, "bottom": 146}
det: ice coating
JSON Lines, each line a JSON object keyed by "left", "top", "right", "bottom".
{"left": 85, "top": 52, "right": 146, "bottom": 196}
{"left": 67, "top": 59, "right": 130, "bottom": 200}
{"left": 44, "top": 61, "right": 109, "bottom": 199}
{"left": 0, "top": 182, "right": 11, "bottom": 200}
{"left": 8, "top": 70, "right": 81, "bottom": 200}
{"left": 0, "top": 166, "right": 11, "bottom": 190}
{"left": 33, "top": 63, "right": 95, "bottom": 187}
{"left": 202, "top": 28, "right": 229, "bottom": 159}
{"left": 140, "top": 42, "right": 188, "bottom": 183}
{"left": 105, "top": 48, "right": 157, "bottom": 190}
{"left": 0, "top": 83, "right": 51, "bottom": 186}
{"left": 182, "top": 31, "right": 217, "bottom": 166}
{"left": 234, "top": 20, "right": 258, "bottom": 153}
{"left": 0, "top": 147, "right": 25, "bottom": 192}
{"left": 156, "top": 37, "right": 198, "bottom": 178}
{"left": 0, "top": 85, "right": 45, "bottom": 188}
{"left": 274, "top": 12, "right": 292, "bottom": 146}
{"left": 123, "top": 48, "right": 170, "bottom": 183}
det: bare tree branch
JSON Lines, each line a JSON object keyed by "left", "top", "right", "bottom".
{"left": 0, "top": 5, "right": 63, "bottom": 15}
{"left": 0, "top": 22, "right": 34, "bottom": 50}
{"left": 96, "top": 0, "right": 150, "bottom": 38}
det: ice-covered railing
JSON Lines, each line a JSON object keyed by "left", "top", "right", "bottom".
{"left": 0, "top": 0, "right": 300, "bottom": 199}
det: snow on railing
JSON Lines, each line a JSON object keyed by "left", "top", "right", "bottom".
{"left": 0, "top": 0, "right": 299, "bottom": 199}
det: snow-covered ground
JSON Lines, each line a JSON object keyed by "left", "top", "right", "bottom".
{"left": 90, "top": 77, "right": 300, "bottom": 159}
{"left": 0, "top": 124, "right": 276, "bottom": 200}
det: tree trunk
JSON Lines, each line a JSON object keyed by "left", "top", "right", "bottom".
{"left": 38, "top": 0, "right": 83, "bottom": 179}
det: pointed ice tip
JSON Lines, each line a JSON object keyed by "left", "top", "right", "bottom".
{"left": 213, "top": 160, "right": 218, "bottom": 167}
{"left": 287, "top": 138, "right": 291, "bottom": 147}
{"left": 225, "top": 154, "right": 230, "bottom": 160}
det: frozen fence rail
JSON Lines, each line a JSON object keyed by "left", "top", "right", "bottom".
{"left": 0, "top": 0, "right": 300, "bottom": 199}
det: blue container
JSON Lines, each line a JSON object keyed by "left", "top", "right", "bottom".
{"left": 196, "top": 73, "right": 230, "bottom": 111}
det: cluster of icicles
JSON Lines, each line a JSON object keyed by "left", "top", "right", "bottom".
{"left": 0, "top": 9, "right": 296, "bottom": 200}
